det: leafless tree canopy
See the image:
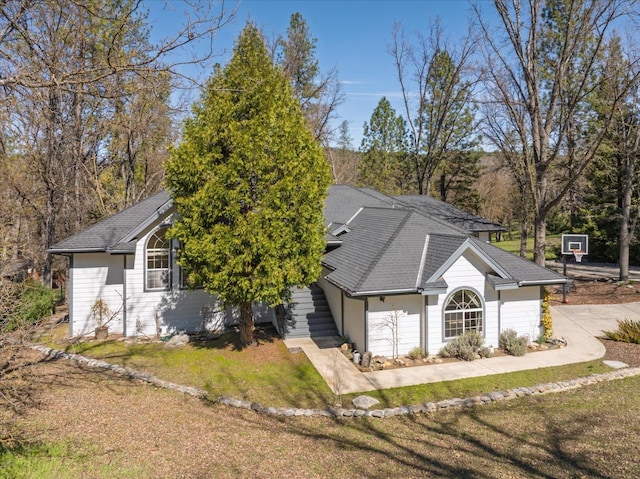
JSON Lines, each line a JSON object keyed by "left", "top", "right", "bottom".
{"left": 0, "top": 0, "right": 236, "bottom": 283}
{"left": 477, "top": 0, "right": 640, "bottom": 265}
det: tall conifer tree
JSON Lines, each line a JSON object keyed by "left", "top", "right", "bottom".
{"left": 165, "top": 24, "right": 331, "bottom": 347}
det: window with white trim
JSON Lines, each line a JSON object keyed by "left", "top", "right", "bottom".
{"left": 146, "top": 227, "right": 170, "bottom": 290}
{"left": 443, "top": 289, "right": 483, "bottom": 339}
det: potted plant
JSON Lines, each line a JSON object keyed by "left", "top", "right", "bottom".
{"left": 90, "top": 298, "right": 116, "bottom": 340}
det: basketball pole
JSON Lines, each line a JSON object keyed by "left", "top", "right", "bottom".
{"left": 562, "top": 254, "right": 568, "bottom": 303}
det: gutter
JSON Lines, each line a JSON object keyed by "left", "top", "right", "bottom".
{"left": 47, "top": 248, "right": 105, "bottom": 254}
{"left": 518, "top": 278, "right": 569, "bottom": 286}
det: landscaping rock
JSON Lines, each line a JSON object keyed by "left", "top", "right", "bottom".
{"left": 164, "top": 333, "right": 190, "bottom": 349}
{"left": 352, "top": 395, "right": 380, "bottom": 409}
{"left": 287, "top": 347, "right": 303, "bottom": 354}
{"left": 361, "top": 351, "right": 372, "bottom": 369}
{"left": 603, "top": 360, "right": 629, "bottom": 369}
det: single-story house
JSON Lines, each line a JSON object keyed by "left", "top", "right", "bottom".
{"left": 49, "top": 185, "right": 566, "bottom": 356}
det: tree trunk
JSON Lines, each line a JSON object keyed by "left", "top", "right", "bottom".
{"left": 619, "top": 161, "right": 634, "bottom": 282}
{"left": 533, "top": 211, "right": 547, "bottom": 267}
{"left": 519, "top": 222, "right": 528, "bottom": 259}
{"left": 239, "top": 301, "right": 255, "bottom": 347}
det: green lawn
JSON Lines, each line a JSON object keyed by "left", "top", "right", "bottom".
{"left": 493, "top": 233, "right": 562, "bottom": 261}
{"left": 41, "top": 323, "right": 611, "bottom": 409}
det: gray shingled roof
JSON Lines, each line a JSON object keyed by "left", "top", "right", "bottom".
{"left": 323, "top": 205, "right": 566, "bottom": 296}
{"left": 50, "top": 185, "right": 565, "bottom": 295}
{"left": 392, "top": 194, "right": 505, "bottom": 233}
{"left": 48, "top": 190, "right": 172, "bottom": 253}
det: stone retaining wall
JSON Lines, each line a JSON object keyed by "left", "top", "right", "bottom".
{"left": 32, "top": 343, "right": 640, "bottom": 420}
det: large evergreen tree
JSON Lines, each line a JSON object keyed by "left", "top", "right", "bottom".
{"left": 165, "top": 24, "right": 332, "bottom": 347}
{"left": 358, "top": 97, "right": 409, "bottom": 194}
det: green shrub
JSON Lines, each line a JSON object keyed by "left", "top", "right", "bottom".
{"left": 499, "top": 328, "right": 528, "bottom": 357}
{"left": 603, "top": 319, "right": 640, "bottom": 344}
{"left": 1, "top": 281, "right": 57, "bottom": 332}
{"left": 407, "top": 346, "right": 428, "bottom": 360}
{"left": 478, "top": 346, "right": 493, "bottom": 358}
{"left": 439, "top": 331, "right": 485, "bottom": 361}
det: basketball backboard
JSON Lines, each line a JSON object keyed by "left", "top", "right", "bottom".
{"left": 561, "top": 234, "right": 588, "bottom": 255}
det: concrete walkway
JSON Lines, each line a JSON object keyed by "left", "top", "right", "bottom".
{"left": 284, "top": 303, "right": 635, "bottom": 394}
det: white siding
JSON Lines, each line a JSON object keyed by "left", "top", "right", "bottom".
{"left": 69, "top": 216, "right": 278, "bottom": 338}
{"left": 124, "top": 224, "right": 227, "bottom": 337}
{"left": 343, "top": 296, "right": 365, "bottom": 351}
{"left": 425, "top": 250, "right": 501, "bottom": 353}
{"left": 367, "top": 295, "right": 422, "bottom": 357}
{"left": 499, "top": 286, "right": 542, "bottom": 341}
{"left": 70, "top": 253, "right": 125, "bottom": 337}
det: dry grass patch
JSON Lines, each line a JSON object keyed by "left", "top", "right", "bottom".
{"left": 2, "top": 354, "right": 639, "bottom": 478}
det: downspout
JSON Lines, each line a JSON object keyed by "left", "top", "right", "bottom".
{"left": 68, "top": 255, "right": 74, "bottom": 338}
{"left": 341, "top": 290, "right": 344, "bottom": 336}
{"left": 122, "top": 255, "right": 127, "bottom": 337}
{"left": 497, "top": 290, "right": 501, "bottom": 337}
{"left": 364, "top": 297, "right": 369, "bottom": 352}
{"left": 423, "top": 296, "right": 428, "bottom": 352}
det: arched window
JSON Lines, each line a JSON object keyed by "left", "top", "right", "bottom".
{"left": 443, "top": 289, "right": 483, "bottom": 339}
{"left": 146, "top": 227, "right": 170, "bottom": 290}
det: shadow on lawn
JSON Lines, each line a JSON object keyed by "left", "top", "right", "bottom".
{"left": 239, "top": 385, "right": 632, "bottom": 479}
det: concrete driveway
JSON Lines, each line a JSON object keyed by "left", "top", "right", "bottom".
{"left": 551, "top": 303, "right": 640, "bottom": 337}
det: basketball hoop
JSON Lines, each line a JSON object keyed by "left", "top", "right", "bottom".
{"left": 572, "top": 249, "right": 585, "bottom": 263}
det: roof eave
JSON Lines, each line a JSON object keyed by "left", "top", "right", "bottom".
{"left": 47, "top": 247, "right": 105, "bottom": 254}
{"left": 348, "top": 288, "right": 420, "bottom": 297}
{"left": 118, "top": 199, "right": 174, "bottom": 243}
{"left": 518, "top": 278, "right": 569, "bottom": 286}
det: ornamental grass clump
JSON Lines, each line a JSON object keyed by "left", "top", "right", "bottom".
{"left": 499, "top": 328, "right": 528, "bottom": 357}
{"left": 407, "top": 346, "right": 428, "bottom": 360}
{"left": 603, "top": 319, "right": 640, "bottom": 344}
{"left": 439, "top": 331, "right": 485, "bottom": 361}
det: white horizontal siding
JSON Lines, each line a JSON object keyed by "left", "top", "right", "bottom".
{"left": 70, "top": 253, "right": 125, "bottom": 337}
{"left": 425, "top": 250, "right": 501, "bottom": 353}
{"left": 125, "top": 226, "right": 228, "bottom": 337}
{"left": 69, "top": 216, "right": 281, "bottom": 338}
{"left": 500, "top": 286, "right": 542, "bottom": 342}
{"left": 367, "top": 295, "right": 422, "bottom": 357}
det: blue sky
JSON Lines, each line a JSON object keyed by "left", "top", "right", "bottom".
{"left": 146, "top": 0, "right": 490, "bottom": 147}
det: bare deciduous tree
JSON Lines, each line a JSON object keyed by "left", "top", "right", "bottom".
{"left": 0, "top": 0, "right": 236, "bottom": 283}
{"left": 477, "top": 0, "right": 639, "bottom": 266}
{"left": 390, "top": 19, "right": 478, "bottom": 195}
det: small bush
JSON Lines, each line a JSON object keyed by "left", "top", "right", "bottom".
{"left": 407, "top": 346, "right": 428, "bottom": 360}
{"left": 1, "top": 280, "right": 57, "bottom": 332}
{"left": 603, "top": 319, "right": 640, "bottom": 344}
{"left": 478, "top": 346, "right": 493, "bottom": 358}
{"left": 499, "top": 328, "right": 528, "bottom": 357}
{"left": 439, "top": 331, "right": 485, "bottom": 361}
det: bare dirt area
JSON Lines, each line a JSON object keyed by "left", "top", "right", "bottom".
{"left": 548, "top": 278, "right": 640, "bottom": 305}
{"left": 2, "top": 348, "right": 639, "bottom": 478}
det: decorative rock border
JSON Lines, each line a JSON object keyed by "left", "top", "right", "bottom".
{"left": 31, "top": 344, "right": 207, "bottom": 398}
{"left": 30, "top": 343, "right": 640, "bottom": 419}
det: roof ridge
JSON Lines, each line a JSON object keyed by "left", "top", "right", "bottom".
{"left": 355, "top": 209, "right": 413, "bottom": 291}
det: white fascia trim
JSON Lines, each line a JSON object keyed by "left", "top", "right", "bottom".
{"left": 120, "top": 200, "right": 175, "bottom": 243}
{"left": 493, "top": 283, "right": 520, "bottom": 291}
{"left": 416, "top": 234, "right": 429, "bottom": 289}
{"left": 349, "top": 288, "right": 418, "bottom": 297}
